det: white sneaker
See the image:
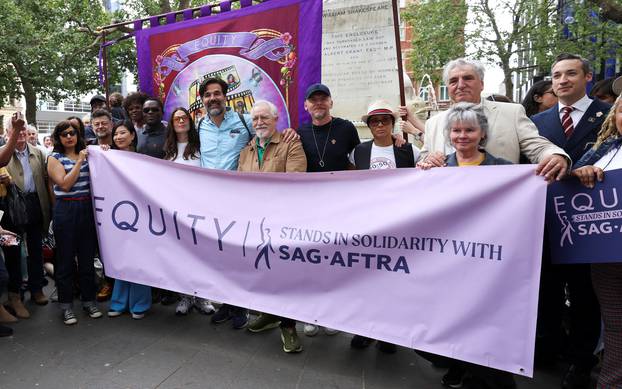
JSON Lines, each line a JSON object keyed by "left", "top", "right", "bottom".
{"left": 304, "top": 323, "right": 319, "bottom": 337}
{"left": 107, "top": 310, "right": 123, "bottom": 318}
{"left": 176, "top": 296, "right": 193, "bottom": 316}
{"left": 193, "top": 298, "right": 215, "bottom": 315}
{"left": 131, "top": 312, "right": 145, "bottom": 320}
{"left": 324, "top": 327, "right": 339, "bottom": 335}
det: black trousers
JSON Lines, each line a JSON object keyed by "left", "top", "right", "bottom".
{"left": 536, "top": 236, "right": 601, "bottom": 369}
{"left": 2, "top": 193, "right": 44, "bottom": 294}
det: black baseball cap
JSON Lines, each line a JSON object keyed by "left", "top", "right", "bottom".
{"left": 305, "top": 83, "right": 331, "bottom": 99}
{"left": 90, "top": 95, "right": 106, "bottom": 105}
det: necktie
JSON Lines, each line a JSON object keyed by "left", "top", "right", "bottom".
{"left": 561, "top": 106, "right": 575, "bottom": 139}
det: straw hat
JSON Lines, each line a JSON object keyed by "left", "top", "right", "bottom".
{"left": 361, "top": 100, "right": 399, "bottom": 123}
{"left": 612, "top": 76, "right": 622, "bottom": 96}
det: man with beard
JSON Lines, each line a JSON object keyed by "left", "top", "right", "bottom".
{"left": 84, "top": 95, "right": 108, "bottom": 142}
{"left": 295, "top": 83, "right": 360, "bottom": 338}
{"left": 89, "top": 110, "right": 113, "bottom": 147}
{"left": 197, "top": 77, "right": 297, "bottom": 329}
{"left": 137, "top": 98, "right": 167, "bottom": 159}
{"left": 297, "top": 83, "right": 360, "bottom": 173}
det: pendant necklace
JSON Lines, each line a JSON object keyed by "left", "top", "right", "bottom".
{"left": 311, "top": 119, "right": 333, "bottom": 168}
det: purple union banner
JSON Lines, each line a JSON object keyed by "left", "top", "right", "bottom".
{"left": 88, "top": 148, "right": 547, "bottom": 376}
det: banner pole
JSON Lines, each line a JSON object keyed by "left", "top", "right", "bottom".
{"left": 102, "top": 30, "right": 111, "bottom": 107}
{"left": 391, "top": 0, "right": 408, "bottom": 138}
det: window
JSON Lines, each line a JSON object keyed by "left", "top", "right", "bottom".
{"left": 439, "top": 85, "right": 449, "bottom": 101}
{"left": 43, "top": 100, "right": 58, "bottom": 111}
{"left": 63, "top": 101, "right": 90, "bottom": 112}
{"left": 418, "top": 87, "right": 429, "bottom": 101}
{"left": 36, "top": 120, "right": 56, "bottom": 134}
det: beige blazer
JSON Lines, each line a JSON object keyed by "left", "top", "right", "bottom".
{"left": 6, "top": 144, "right": 51, "bottom": 232}
{"left": 419, "top": 99, "right": 569, "bottom": 164}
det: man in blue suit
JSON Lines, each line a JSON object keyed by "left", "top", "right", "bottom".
{"left": 531, "top": 53, "right": 611, "bottom": 389}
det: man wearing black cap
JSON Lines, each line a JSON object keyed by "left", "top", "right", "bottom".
{"left": 84, "top": 95, "right": 108, "bottom": 142}
{"left": 298, "top": 83, "right": 361, "bottom": 173}
{"left": 296, "top": 84, "right": 360, "bottom": 337}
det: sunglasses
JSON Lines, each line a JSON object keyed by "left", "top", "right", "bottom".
{"left": 60, "top": 130, "right": 77, "bottom": 138}
{"left": 143, "top": 107, "right": 161, "bottom": 113}
{"left": 173, "top": 115, "right": 189, "bottom": 123}
{"left": 369, "top": 118, "right": 391, "bottom": 127}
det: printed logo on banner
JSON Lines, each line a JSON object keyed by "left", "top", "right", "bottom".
{"left": 547, "top": 169, "right": 622, "bottom": 263}
{"left": 156, "top": 30, "right": 296, "bottom": 127}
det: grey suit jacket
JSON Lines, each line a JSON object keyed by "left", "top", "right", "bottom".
{"left": 419, "top": 99, "right": 569, "bottom": 164}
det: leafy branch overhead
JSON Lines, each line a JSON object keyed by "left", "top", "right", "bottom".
{"left": 404, "top": 0, "right": 622, "bottom": 99}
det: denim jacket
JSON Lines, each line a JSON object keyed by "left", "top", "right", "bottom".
{"left": 573, "top": 137, "right": 622, "bottom": 169}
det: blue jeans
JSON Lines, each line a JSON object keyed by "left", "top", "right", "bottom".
{"left": 109, "top": 280, "right": 151, "bottom": 314}
{"left": 53, "top": 199, "right": 97, "bottom": 308}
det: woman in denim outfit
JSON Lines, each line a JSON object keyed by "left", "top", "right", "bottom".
{"left": 105, "top": 122, "right": 152, "bottom": 320}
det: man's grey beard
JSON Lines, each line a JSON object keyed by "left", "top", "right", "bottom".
{"left": 208, "top": 106, "right": 225, "bottom": 117}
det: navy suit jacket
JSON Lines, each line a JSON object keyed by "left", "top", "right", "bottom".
{"left": 531, "top": 98, "right": 611, "bottom": 163}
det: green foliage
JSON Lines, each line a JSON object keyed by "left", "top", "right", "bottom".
{"left": 404, "top": 0, "right": 622, "bottom": 97}
{"left": 0, "top": 0, "right": 131, "bottom": 119}
{"left": 402, "top": 0, "right": 467, "bottom": 84}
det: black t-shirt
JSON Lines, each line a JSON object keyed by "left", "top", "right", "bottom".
{"left": 298, "top": 117, "right": 360, "bottom": 172}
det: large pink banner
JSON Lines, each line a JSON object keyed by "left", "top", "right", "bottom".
{"left": 88, "top": 147, "right": 547, "bottom": 376}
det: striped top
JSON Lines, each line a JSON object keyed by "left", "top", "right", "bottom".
{"left": 51, "top": 152, "right": 90, "bottom": 198}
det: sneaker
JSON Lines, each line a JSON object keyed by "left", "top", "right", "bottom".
{"left": 0, "top": 324, "right": 13, "bottom": 337}
{"left": 231, "top": 309, "right": 249, "bottom": 329}
{"left": 176, "top": 296, "right": 193, "bottom": 316}
{"left": 211, "top": 304, "right": 232, "bottom": 324}
{"left": 281, "top": 327, "right": 303, "bottom": 353}
{"left": 193, "top": 298, "right": 215, "bottom": 315}
{"left": 441, "top": 365, "right": 466, "bottom": 388}
{"left": 131, "top": 311, "right": 145, "bottom": 320}
{"left": 107, "top": 310, "right": 123, "bottom": 318}
{"left": 377, "top": 341, "right": 397, "bottom": 354}
{"left": 248, "top": 313, "right": 281, "bottom": 333}
{"left": 351, "top": 335, "right": 374, "bottom": 349}
{"left": 324, "top": 327, "right": 339, "bottom": 335}
{"left": 83, "top": 305, "right": 103, "bottom": 319}
{"left": 62, "top": 309, "right": 78, "bottom": 325}
{"left": 96, "top": 282, "right": 113, "bottom": 302}
{"left": 304, "top": 323, "right": 319, "bottom": 337}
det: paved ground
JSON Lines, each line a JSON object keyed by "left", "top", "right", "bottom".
{"left": 1, "top": 283, "right": 565, "bottom": 389}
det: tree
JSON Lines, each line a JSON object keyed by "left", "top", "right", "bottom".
{"left": 404, "top": 0, "right": 622, "bottom": 100}
{"left": 402, "top": 0, "right": 467, "bottom": 85}
{"left": 588, "top": 0, "right": 622, "bottom": 23}
{"left": 0, "top": 0, "right": 134, "bottom": 125}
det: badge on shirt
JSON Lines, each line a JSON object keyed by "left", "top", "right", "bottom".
{"left": 331, "top": 139, "right": 336, "bottom": 145}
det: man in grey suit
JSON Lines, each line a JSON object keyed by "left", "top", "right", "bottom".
{"left": 419, "top": 58, "right": 570, "bottom": 182}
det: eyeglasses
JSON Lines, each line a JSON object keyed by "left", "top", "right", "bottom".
{"left": 60, "top": 130, "right": 77, "bottom": 138}
{"left": 543, "top": 90, "right": 557, "bottom": 97}
{"left": 143, "top": 107, "right": 161, "bottom": 113}
{"left": 369, "top": 118, "right": 391, "bottom": 127}
{"left": 173, "top": 115, "right": 189, "bottom": 123}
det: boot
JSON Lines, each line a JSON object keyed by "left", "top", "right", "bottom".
{"left": 7, "top": 292, "right": 30, "bottom": 319}
{"left": 0, "top": 304, "right": 17, "bottom": 323}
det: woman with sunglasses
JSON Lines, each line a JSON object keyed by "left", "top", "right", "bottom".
{"left": 47, "top": 120, "right": 102, "bottom": 325}
{"left": 104, "top": 121, "right": 152, "bottom": 320}
{"left": 163, "top": 108, "right": 215, "bottom": 316}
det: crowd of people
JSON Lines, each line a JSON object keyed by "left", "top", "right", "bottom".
{"left": 0, "top": 52, "right": 621, "bottom": 389}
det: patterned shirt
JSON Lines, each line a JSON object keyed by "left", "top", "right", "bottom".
{"left": 51, "top": 152, "right": 90, "bottom": 198}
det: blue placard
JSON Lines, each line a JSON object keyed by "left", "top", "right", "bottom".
{"left": 546, "top": 168, "right": 622, "bottom": 264}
